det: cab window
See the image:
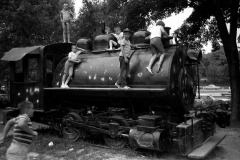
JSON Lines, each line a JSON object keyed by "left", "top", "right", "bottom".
{"left": 27, "top": 58, "right": 39, "bottom": 82}
{"left": 14, "top": 60, "right": 24, "bottom": 82}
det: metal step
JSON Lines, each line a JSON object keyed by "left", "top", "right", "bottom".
{"left": 188, "top": 132, "right": 226, "bottom": 159}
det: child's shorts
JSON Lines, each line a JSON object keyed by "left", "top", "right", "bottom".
{"left": 150, "top": 37, "right": 165, "bottom": 55}
{"left": 6, "top": 142, "right": 29, "bottom": 160}
{"left": 62, "top": 19, "right": 71, "bottom": 25}
{"left": 64, "top": 60, "right": 74, "bottom": 75}
{"left": 115, "top": 43, "right": 120, "bottom": 48}
{"left": 112, "top": 40, "right": 120, "bottom": 48}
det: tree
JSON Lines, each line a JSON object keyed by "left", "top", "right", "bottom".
{"left": 73, "top": 0, "right": 128, "bottom": 39}
{"left": 123, "top": 0, "right": 240, "bottom": 120}
{"left": 186, "top": 0, "right": 240, "bottom": 121}
{"left": 204, "top": 47, "right": 230, "bottom": 84}
{"left": 0, "top": 0, "right": 75, "bottom": 82}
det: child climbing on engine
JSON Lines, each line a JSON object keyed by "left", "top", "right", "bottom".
{"left": 60, "top": 3, "right": 74, "bottom": 43}
{"left": 0, "top": 101, "right": 37, "bottom": 160}
{"left": 115, "top": 28, "right": 135, "bottom": 89}
{"left": 61, "top": 45, "right": 84, "bottom": 88}
{"left": 106, "top": 27, "right": 124, "bottom": 50}
{"left": 146, "top": 20, "right": 169, "bottom": 75}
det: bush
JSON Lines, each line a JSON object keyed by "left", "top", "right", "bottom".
{"left": 193, "top": 98, "right": 225, "bottom": 109}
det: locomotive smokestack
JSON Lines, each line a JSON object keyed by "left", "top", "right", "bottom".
{"left": 164, "top": 27, "right": 171, "bottom": 35}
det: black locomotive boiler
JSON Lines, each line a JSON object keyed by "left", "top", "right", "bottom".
{"left": 1, "top": 28, "right": 230, "bottom": 159}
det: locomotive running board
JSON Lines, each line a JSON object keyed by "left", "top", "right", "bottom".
{"left": 44, "top": 87, "right": 168, "bottom": 98}
{"left": 187, "top": 132, "right": 226, "bottom": 159}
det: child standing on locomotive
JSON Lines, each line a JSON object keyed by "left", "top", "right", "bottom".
{"left": 115, "top": 28, "right": 134, "bottom": 89}
{"left": 146, "top": 20, "right": 169, "bottom": 75}
{"left": 0, "top": 101, "right": 38, "bottom": 160}
{"left": 61, "top": 45, "right": 83, "bottom": 88}
{"left": 106, "top": 27, "right": 124, "bottom": 50}
{"left": 60, "top": 3, "right": 74, "bottom": 43}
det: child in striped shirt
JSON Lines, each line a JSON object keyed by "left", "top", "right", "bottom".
{"left": 0, "top": 101, "right": 37, "bottom": 160}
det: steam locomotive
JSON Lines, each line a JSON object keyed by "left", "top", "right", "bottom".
{"left": 1, "top": 27, "right": 230, "bottom": 158}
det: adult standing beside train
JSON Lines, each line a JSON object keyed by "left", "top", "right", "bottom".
{"left": 146, "top": 20, "right": 169, "bottom": 75}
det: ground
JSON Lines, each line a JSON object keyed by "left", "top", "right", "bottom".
{"left": 0, "top": 109, "right": 240, "bottom": 160}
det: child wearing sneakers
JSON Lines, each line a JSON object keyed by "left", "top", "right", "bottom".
{"left": 0, "top": 101, "right": 38, "bottom": 160}
{"left": 61, "top": 45, "right": 84, "bottom": 88}
{"left": 115, "top": 28, "right": 134, "bottom": 89}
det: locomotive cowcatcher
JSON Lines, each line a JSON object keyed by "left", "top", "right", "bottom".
{"left": 1, "top": 28, "right": 230, "bottom": 159}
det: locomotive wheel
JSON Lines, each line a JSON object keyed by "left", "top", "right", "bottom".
{"left": 61, "top": 112, "right": 84, "bottom": 141}
{"left": 103, "top": 115, "right": 129, "bottom": 149}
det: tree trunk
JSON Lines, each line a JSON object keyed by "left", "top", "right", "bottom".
{"left": 218, "top": 34, "right": 240, "bottom": 121}
{"left": 212, "top": 0, "right": 240, "bottom": 121}
{"left": 224, "top": 42, "right": 240, "bottom": 120}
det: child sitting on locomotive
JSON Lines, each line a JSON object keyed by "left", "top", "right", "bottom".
{"left": 0, "top": 101, "right": 38, "bottom": 160}
{"left": 60, "top": 3, "right": 74, "bottom": 43}
{"left": 106, "top": 27, "right": 124, "bottom": 50}
{"left": 61, "top": 45, "right": 83, "bottom": 88}
{"left": 115, "top": 28, "right": 134, "bottom": 89}
{"left": 146, "top": 20, "right": 169, "bottom": 75}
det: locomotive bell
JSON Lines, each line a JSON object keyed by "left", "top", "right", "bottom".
{"left": 77, "top": 38, "right": 93, "bottom": 51}
{"left": 93, "top": 34, "right": 117, "bottom": 51}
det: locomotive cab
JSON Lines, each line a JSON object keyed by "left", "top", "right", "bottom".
{"left": 1, "top": 43, "right": 73, "bottom": 122}
{"left": 1, "top": 46, "right": 44, "bottom": 110}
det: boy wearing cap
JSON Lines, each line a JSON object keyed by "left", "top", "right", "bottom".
{"left": 115, "top": 28, "right": 134, "bottom": 89}
{"left": 146, "top": 20, "right": 168, "bottom": 75}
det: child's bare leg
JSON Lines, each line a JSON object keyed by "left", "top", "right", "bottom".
{"left": 65, "top": 66, "right": 73, "bottom": 85}
{"left": 107, "top": 40, "right": 117, "bottom": 50}
{"left": 66, "top": 22, "right": 71, "bottom": 43}
{"left": 146, "top": 54, "right": 157, "bottom": 75}
{"left": 65, "top": 75, "right": 72, "bottom": 86}
{"left": 61, "top": 73, "right": 67, "bottom": 87}
{"left": 157, "top": 53, "right": 165, "bottom": 73}
{"left": 62, "top": 22, "right": 67, "bottom": 43}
